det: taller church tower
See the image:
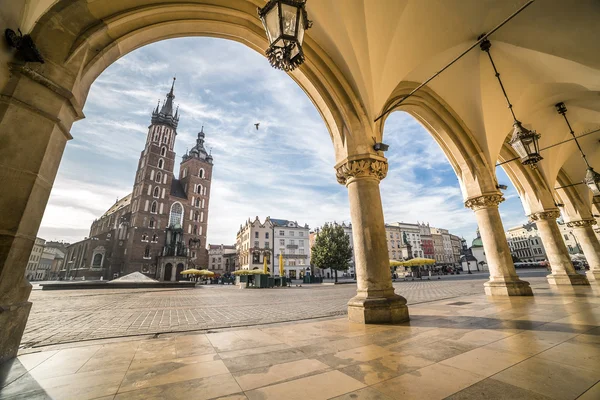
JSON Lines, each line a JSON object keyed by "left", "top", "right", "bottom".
{"left": 128, "top": 78, "right": 180, "bottom": 273}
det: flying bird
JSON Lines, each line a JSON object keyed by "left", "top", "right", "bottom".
{"left": 254, "top": 123, "right": 260, "bottom": 130}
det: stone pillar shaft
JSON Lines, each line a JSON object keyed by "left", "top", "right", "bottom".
{"left": 568, "top": 220, "right": 600, "bottom": 283}
{"left": 0, "top": 69, "right": 75, "bottom": 363}
{"left": 336, "top": 154, "right": 408, "bottom": 324}
{"left": 531, "top": 211, "right": 588, "bottom": 285}
{"left": 465, "top": 194, "right": 532, "bottom": 296}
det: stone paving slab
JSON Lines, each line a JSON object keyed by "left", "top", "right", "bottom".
{"left": 22, "top": 275, "right": 550, "bottom": 348}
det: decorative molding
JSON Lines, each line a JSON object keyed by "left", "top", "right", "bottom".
{"left": 335, "top": 154, "right": 388, "bottom": 185}
{"left": 566, "top": 219, "right": 597, "bottom": 228}
{"left": 529, "top": 210, "right": 561, "bottom": 222}
{"left": 464, "top": 193, "right": 505, "bottom": 210}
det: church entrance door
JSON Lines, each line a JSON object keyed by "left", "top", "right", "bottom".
{"left": 164, "top": 263, "right": 173, "bottom": 281}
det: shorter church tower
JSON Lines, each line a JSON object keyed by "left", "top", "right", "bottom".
{"left": 179, "top": 127, "right": 214, "bottom": 268}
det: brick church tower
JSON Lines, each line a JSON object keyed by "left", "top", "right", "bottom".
{"left": 77, "top": 78, "right": 214, "bottom": 281}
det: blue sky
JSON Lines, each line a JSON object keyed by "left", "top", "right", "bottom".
{"left": 38, "top": 38, "right": 527, "bottom": 246}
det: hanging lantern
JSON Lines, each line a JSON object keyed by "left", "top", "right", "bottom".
{"left": 508, "top": 120, "right": 542, "bottom": 166}
{"left": 258, "top": 0, "right": 312, "bottom": 71}
{"left": 584, "top": 167, "right": 600, "bottom": 196}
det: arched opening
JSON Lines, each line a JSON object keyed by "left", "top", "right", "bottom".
{"left": 163, "top": 263, "right": 173, "bottom": 281}
{"left": 175, "top": 263, "right": 185, "bottom": 281}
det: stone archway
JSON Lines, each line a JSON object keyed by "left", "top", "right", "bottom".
{"left": 0, "top": 0, "right": 399, "bottom": 362}
{"left": 377, "top": 83, "right": 532, "bottom": 297}
{"left": 175, "top": 263, "right": 185, "bottom": 281}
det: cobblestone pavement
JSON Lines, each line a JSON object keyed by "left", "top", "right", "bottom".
{"left": 22, "top": 272, "right": 550, "bottom": 348}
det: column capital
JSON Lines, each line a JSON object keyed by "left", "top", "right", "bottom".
{"left": 464, "top": 193, "right": 505, "bottom": 211}
{"left": 335, "top": 154, "right": 388, "bottom": 185}
{"left": 566, "top": 219, "right": 597, "bottom": 228}
{"left": 529, "top": 210, "right": 561, "bottom": 222}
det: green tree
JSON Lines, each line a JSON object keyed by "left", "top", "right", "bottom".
{"left": 311, "top": 223, "right": 353, "bottom": 283}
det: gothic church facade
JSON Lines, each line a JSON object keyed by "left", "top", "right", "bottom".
{"left": 61, "top": 80, "right": 213, "bottom": 281}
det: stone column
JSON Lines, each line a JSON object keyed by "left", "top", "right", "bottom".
{"left": 530, "top": 211, "right": 589, "bottom": 285}
{"left": 336, "top": 154, "right": 409, "bottom": 324}
{"left": 567, "top": 220, "right": 600, "bottom": 283}
{"left": 465, "top": 194, "right": 533, "bottom": 296}
{"left": 0, "top": 66, "right": 78, "bottom": 363}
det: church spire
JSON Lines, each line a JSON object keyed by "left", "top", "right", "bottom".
{"left": 151, "top": 76, "right": 180, "bottom": 129}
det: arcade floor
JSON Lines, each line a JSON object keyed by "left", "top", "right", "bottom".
{"left": 1, "top": 285, "right": 599, "bottom": 400}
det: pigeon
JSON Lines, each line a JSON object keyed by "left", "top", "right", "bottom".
{"left": 254, "top": 123, "right": 260, "bottom": 130}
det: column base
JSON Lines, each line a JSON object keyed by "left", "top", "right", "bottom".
{"left": 484, "top": 279, "right": 533, "bottom": 296}
{"left": 0, "top": 301, "right": 32, "bottom": 364}
{"left": 586, "top": 270, "right": 600, "bottom": 283}
{"left": 547, "top": 273, "right": 590, "bottom": 286}
{"left": 347, "top": 294, "right": 409, "bottom": 324}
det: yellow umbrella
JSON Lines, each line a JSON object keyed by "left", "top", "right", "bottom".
{"left": 233, "top": 269, "right": 264, "bottom": 275}
{"left": 263, "top": 254, "right": 268, "bottom": 275}
{"left": 393, "top": 258, "right": 436, "bottom": 267}
{"left": 279, "top": 253, "right": 284, "bottom": 277}
{"left": 181, "top": 268, "right": 202, "bottom": 275}
{"left": 196, "top": 270, "right": 215, "bottom": 276}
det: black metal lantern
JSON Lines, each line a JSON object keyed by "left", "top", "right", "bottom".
{"left": 509, "top": 121, "right": 542, "bottom": 166}
{"left": 585, "top": 168, "right": 600, "bottom": 196}
{"left": 258, "top": 0, "right": 312, "bottom": 71}
{"left": 480, "top": 37, "right": 542, "bottom": 167}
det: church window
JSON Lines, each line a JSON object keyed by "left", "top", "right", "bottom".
{"left": 158, "top": 159, "right": 164, "bottom": 169}
{"left": 163, "top": 134, "right": 168, "bottom": 143}
{"left": 169, "top": 203, "right": 183, "bottom": 227}
{"left": 182, "top": 167, "right": 188, "bottom": 178}
{"left": 153, "top": 187, "right": 160, "bottom": 198}
{"left": 194, "top": 211, "right": 199, "bottom": 222}
{"left": 161, "top": 147, "right": 167, "bottom": 156}
{"left": 141, "top": 233, "right": 148, "bottom": 241}
{"left": 152, "top": 234, "right": 158, "bottom": 242}
{"left": 199, "top": 168, "right": 205, "bottom": 178}
{"left": 151, "top": 201, "right": 158, "bottom": 214}
{"left": 156, "top": 171, "right": 162, "bottom": 183}
{"left": 197, "top": 184, "right": 202, "bottom": 194}
{"left": 144, "top": 246, "right": 151, "bottom": 258}
{"left": 193, "top": 225, "right": 198, "bottom": 235}
{"left": 92, "top": 253, "right": 103, "bottom": 267}
{"left": 195, "top": 198, "right": 200, "bottom": 207}
{"left": 149, "top": 218, "right": 155, "bottom": 228}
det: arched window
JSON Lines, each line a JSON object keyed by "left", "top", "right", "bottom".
{"left": 199, "top": 168, "right": 205, "bottom": 178}
{"left": 92, "top": 253, "right": 103, "bottom": 266}
{"left": 144, "top": 246, "right": 150, "bottom": 258}
{"left": 141, "top": 233, "right": 148, "bottom": 241}
{"left": 195, "top": 198, "right": 200, "bottom": 207}
{"left": 161, "top": 146, "right": 167, "bottom": 156}
{"left": 151, "top": 201, "right": 157, "bottom": 213}
{"left": 155, "top": 171, "right": 162, "bottom": 183}
{"left": 163, "top": 134, "right": 168, "bottom": 143}
{"left": 193, "top": 225, "right": 198, "bottom": 235}
{"left": 149, "top": 218, "right": 155, "bottom": 228}
{"left": 153, "top": 187, "right": 160, "bottom": 198}
{"left": 169, "top": 203, "right": 183, "bottom": 227}
{"left": 152, "top": 234, "right": 158, "bottom": 242}
{"left": 194, "top": 211, "right": 199, "bottom": 222}
{"left": 182, "top": 168, "right": 188, "bottom": 178}
{"left": 197, "top": 184, "right": 202, "bottom": 194}
{"left": 158, "top": 159, "right": 164, "bottom": 169}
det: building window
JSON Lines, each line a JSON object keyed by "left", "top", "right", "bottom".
{"left": 152, "top": 234, "right": 158, "bottom": 242}
{"left": 92, "top": 253, "right": 103, "bottom": 266}
{"left": 142, "top": 233, "right": 148, "bottom": 241}
{"left": 279, "top": 239, "right": 285, "bottom": 246}
{"left": 158, "top": 158, "right": 164, "bottom": 169}
{"left": 161, "top": 147, "right": 167, "bottom": 156}
{"left": 169, "top": 203, "right": 183, "bottom": 227}
{"left": 193, "top": 225, "right": 198, "bottom": 235}
{"left": 289, "top": 231, "right": 294, "bottom": 236}
{"left": 279, "top": 230, "right": 284, "bottom": 236}
{"left": 199, "top": 168, "right": 205, "bottom": 178}
{"left": 156, "top": 171, "right": 162, "bottom": 183}
{"left": 153, "top": 187, "right": 160, "bottom": 198}
{"left": 299, "top": 240, "right": 304, "bottom": 247}
{"left": 150, "top": 201, "right": 158, "bottom": 213}
{"left": 255, "top": 232, "right": 259, "bottom": 238}
{"left": 144, "top": 246, "right": 150, "bottom": 258}
{"left": 149, "top": 218, "right": 155, "bottom": 228}
{"left": 254, "top": 241, "right": 259, "bottom": 248}
{"left": 197, "top": 184, "right": 202, "bottom": 194}
{"left": 194, "top": 211, "right": 199, "bottom": 222}
{"left": 195, "top": 198, "right": 200, "bottom": 207}
{"left": 265, "top": 242, "right": 270, "bottom": 248}
{"left": 265, "top": 232, "right": 269, "bottom": 239}
{"left": 182, "top": 167, "right": 188, "bottom": 178}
